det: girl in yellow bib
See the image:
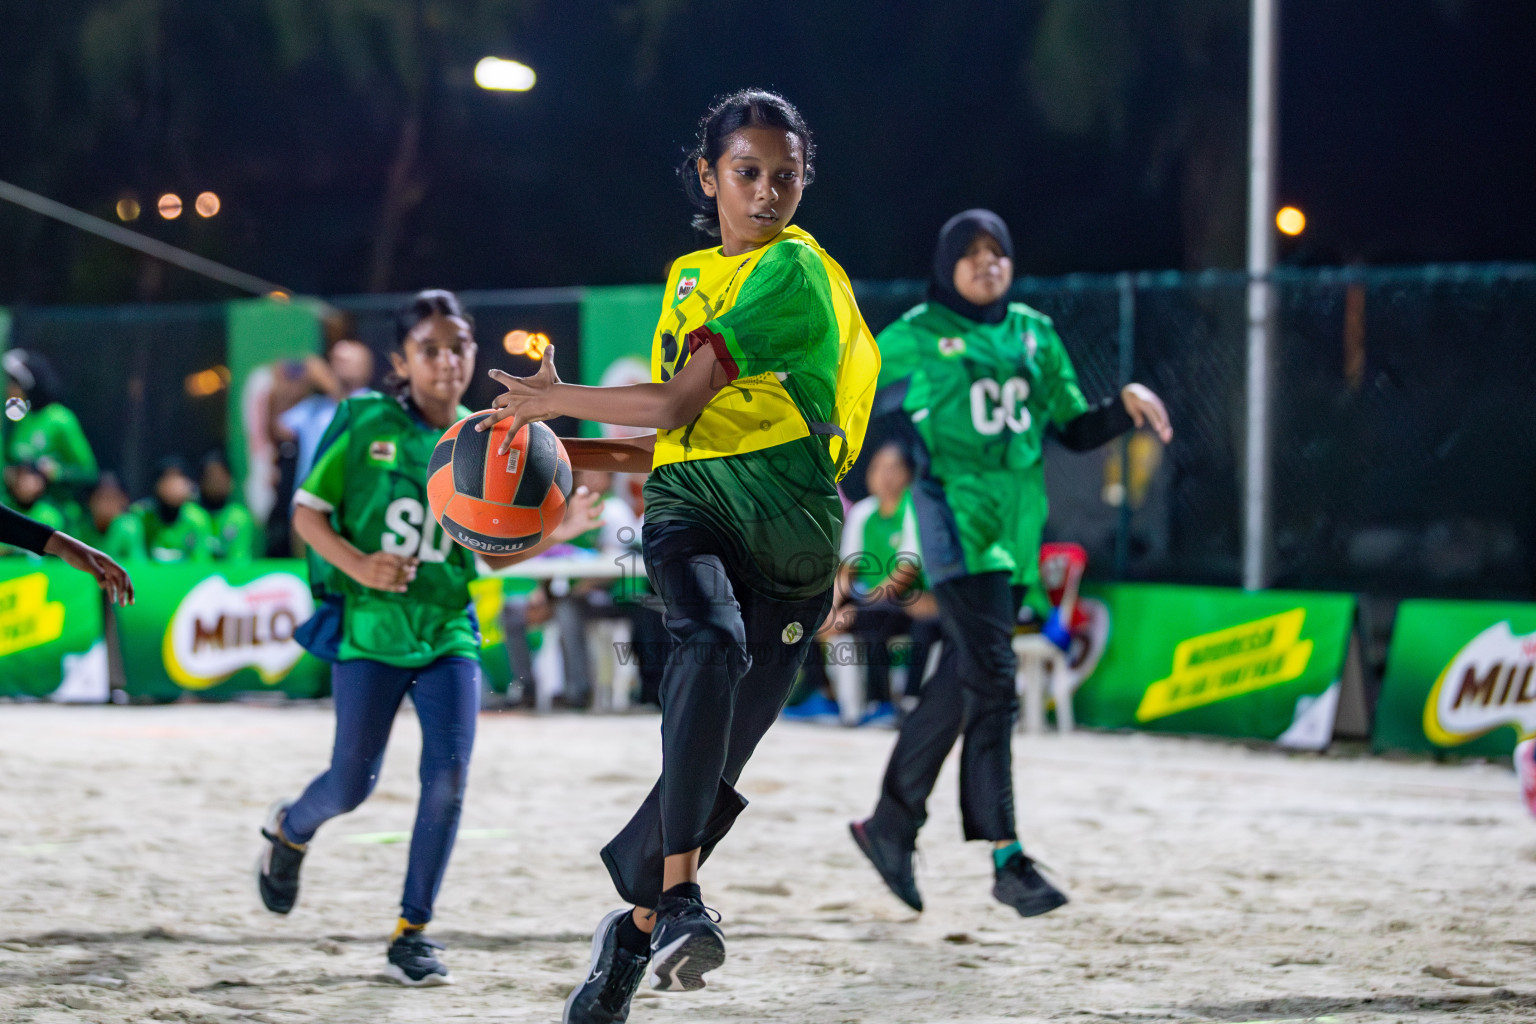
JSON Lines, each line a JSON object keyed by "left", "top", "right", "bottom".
{"left": 480, "top": 89, "right": 876, "bottom": 1022}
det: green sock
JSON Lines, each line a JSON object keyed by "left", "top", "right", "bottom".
{"left": 992, "top": 841, "right": 1022, "bottom": 870}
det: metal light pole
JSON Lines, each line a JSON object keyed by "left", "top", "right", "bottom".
{"left": 1244, "top": 0, "right": 1278, "bottom": 591}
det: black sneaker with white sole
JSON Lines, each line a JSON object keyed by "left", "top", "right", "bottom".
{"left": 385, "top": 931, "right": 452, "bottom": 986}
{"left": 563, "top": 909, "right": 649, "bottom": 1023}
{"left": 992, "top": 851, "right": 1068, "bottom": 918}
{"left": 256, "top": 801, "right": 306, "bottom": 915}
{"left": 647, "top": 894, "right": 725, "bottom": 992}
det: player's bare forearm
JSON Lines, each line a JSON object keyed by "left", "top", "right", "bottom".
{"left": 482, "top": 342, "right": 728, "bottom": 447}
{"left": 292, "top": 504, "right": 365, "bottom": 579}
{"left": 561, "top": 435, "right": 656, "bottom": 473}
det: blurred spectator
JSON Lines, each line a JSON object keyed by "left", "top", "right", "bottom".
{"left": 265, "top": 341, "right": 375, "bottom": 556}
{"left": 2, "top": 462, "right": 65, "bottom": 556}
{"left": 79, "top": 473, "right": 130, "bottom": 550}
{"left": 281, "top": 340, "right": 376, "bottom": 483}
{"left": 3, "top": 349, "right": 98, "bottom": 528}
{"left": 200, "top": 451, "right": 258, "bottom": 560}
{"left": 106, "top": 458, "right": 215, "bottom": 562}
{"left": 792, "top": 443, "right": 941, "bottom": 723}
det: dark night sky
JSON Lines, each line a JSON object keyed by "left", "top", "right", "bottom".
{"left": 0, "top": 0, "right": 1532, "bottom": 303}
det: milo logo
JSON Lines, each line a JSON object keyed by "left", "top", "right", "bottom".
{"left": 1422, "top": 622, "right": 1536, "bottom": 746}
{"left": 674, "top": 270, "right": 700, "bottom": 305}
{"left": 163, "top": 573, "right": 314, "bottom": 690}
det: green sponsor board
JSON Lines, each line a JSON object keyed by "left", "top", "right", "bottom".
{"left": 577, "top": 285, "right": 661, "bottom": 437}
{"left": 115, "top": 560, "right": 518, "bottom": 701}
{"left": 469, "top": 574, "right": 514, "bottom": 694}
{"left": 116, "top": 560, "right": 329, "bottom": 701}
{"left": 0, "top": 558, "right": 104, "bottom": 698}
{"left": 1073, "top": 584, "right": 1356, "bottom": 744}
{"left": 1373, "top": 600, "right": 1536, "bottom": 758}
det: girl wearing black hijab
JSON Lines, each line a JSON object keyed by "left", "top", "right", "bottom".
{"left": 848, "top": 209, "right": 1171, "bottom": 917}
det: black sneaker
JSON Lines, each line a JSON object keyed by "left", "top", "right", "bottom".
{"left": 256, "top": 801, "right": 306, "bottom": 915}
{"left": 647, "top": 894, "right": 725, "bottom": 992}
{"left": 992, "top": 851, "right": 1069, "bottom": 918}
{"left": 385, "top": 931, "right": 452, "bottom": 986}
{"left": 564, "top": 909, "right": 649, "bottom": 1023}
{"left": 849, "top": 819, "right": 922, "bottom": 912}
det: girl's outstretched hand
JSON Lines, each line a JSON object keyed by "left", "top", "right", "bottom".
{"left": 549, "top": 485, "right": 605, "bottom": 543}
{"left": 43, "top": 532, "right": 134, "bottom": 606}
{"left": 1120, "top": 383, "right": 1173, "bottom": 443}
{"left": 478, "top": 350, "right": 563, "bottom": 454}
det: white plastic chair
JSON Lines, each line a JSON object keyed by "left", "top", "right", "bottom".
{"left": 1012, "top": 633, "right": 1074, "bottom": 734}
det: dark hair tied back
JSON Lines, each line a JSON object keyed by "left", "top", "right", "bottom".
{"left": 680, "top": 89, "right": 815, "bottom": 238}
{"left": 386, "top": 289, "right": 473, "bottom": 397}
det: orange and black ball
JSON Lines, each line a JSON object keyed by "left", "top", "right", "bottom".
{"left": 427, "top": 413, "right": 572, "bottom": 554}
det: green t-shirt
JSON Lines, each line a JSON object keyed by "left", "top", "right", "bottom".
{"left": 644, "top": 240, "right": 844, "bottom": 601}
{"left": 839, "top": 492, "right": 922, "bottom": 593}
{"left": 295, "top": 393, "right": 479, "bottom": 667}
{"left": 4, "top": 403, "right": 98, "bottom": 492}
{"left": 877, "top": 301, "right": 1089, "bottom": 480}
{"left": 104, "top": 500, "right": 215, "bottom": 562}
{"left": 877, "top": 301, "right": 1090, "bottom": 587}
{"left": 205, "top": 502, "right": 259, "bottom": 560}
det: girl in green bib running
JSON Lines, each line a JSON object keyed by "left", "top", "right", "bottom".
{"left": 480, "top": 90, "right": 877, "bottom": 1023}
{"left": 256, "top": 290, "right": 600, "bottom": 986}
{"left": 850, "top": 209, "right": 1172, "bottom": 918}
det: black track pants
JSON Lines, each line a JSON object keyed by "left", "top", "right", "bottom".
{"left": 867, "top": 571, "right": 1023, "bottom": 846}
{"left": 601, "top": 520, "right": 832, "bottom": 908}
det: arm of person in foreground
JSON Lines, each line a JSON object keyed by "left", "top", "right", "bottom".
{"left": 2, "top": 502, "right": 134, "bottom": 605}
{"left": 474, "top": 343, "right": 730, "bottom": 452}
{"left": 559, "top": 434, "right": 657, "bottom": 474}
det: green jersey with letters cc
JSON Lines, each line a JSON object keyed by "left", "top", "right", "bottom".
{"left": 294, "top": 392, "right": 479, "bottom": 667}
{"left": 876, "top": 301, "right": 1089, "bottom": 586}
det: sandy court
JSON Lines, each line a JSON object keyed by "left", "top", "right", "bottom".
{"left": 0, "top": 703, "right": 1533, "bottom": 1024}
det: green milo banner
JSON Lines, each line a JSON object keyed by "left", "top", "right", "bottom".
{"left": 1373, "top": 600, "right": 1536, "bottom": 758}
{"left": 112, "top": 560, "right": 515, "bottom": 701}
{"left": 1074, "top": 584, "right": 1357, "bottom": 746}
{"left": 116, "top": 560, "right": 329, "bottom": 701}
{"left": 0, "top": 558, "right": 104, "bottom": 699}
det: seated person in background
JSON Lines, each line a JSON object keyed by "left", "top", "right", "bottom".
{"left": 106, "top": 458, "right": 215, "bottom": 562}
{"left": 794, "top": 443, "right": 941, "bottom": 722}
{"left": 200, "top": 451, "right": 258, "bottom": 560}
{"left": 1, "top": 462, "right": 66, "bottom": 556}
{"left": 3, "top": 349, "right": 99, "bottom": 530}
{"left": 78, "top": 473, "right": 130, "bottom": 550}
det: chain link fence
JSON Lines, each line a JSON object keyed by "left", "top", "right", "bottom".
{"left": 3, "top": 263, "right": 1531, "bottom": 600}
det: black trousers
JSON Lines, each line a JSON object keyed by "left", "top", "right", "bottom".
{"left": 868, "top": 571, "right": 1023, "bottom": 847}
{"left": 601, "top": 520, "right": 832, "bottom": 908}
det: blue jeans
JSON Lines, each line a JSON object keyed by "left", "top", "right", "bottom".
{"left": 284, "top": 656, "right": 480, "bottom": 925}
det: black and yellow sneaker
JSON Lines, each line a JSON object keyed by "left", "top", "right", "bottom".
{"left": 385, "top": 924, "right": 452, "bottom": 987}
{"left": 647, "top": 888, "right": 724, "bottom": 992}
{"left": 256, "top": 801, "right": 306, "bottom": 915}
{"left": 992, "top": 850, "right": 1068, "bottom": 918}
{"left": 563, "top": 909, "right": 649, "bottom": 1023}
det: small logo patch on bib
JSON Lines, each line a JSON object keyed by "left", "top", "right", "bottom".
{"left": 674, "top": 270, "right": 700, "bottom": 305}
{"left": 368, "top": 440, "right": 397, "bottom": 464}
{"left": 782, "top": 621, "right": 804, "bottom": 644}
{"left": 938, "top": 336, "right": 967, "bottom": 357}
